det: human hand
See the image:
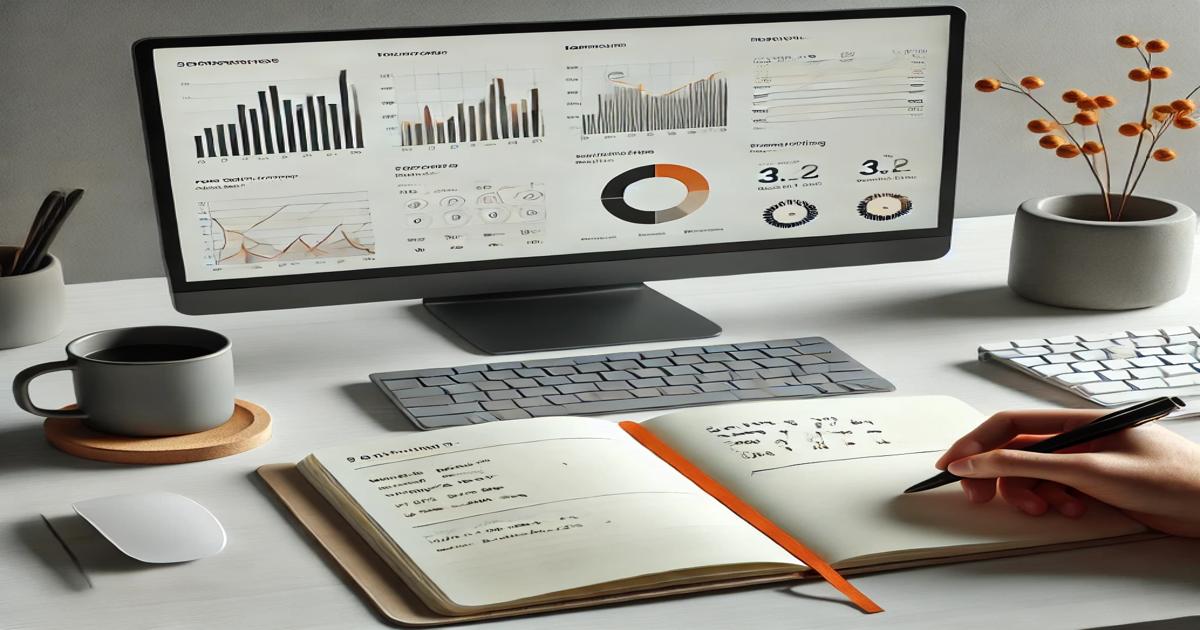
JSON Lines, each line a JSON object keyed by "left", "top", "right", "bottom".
{"left": 935, "top": 408, "right": 1200, "bottom": 537}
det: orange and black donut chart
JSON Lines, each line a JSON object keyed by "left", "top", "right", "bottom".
{"left": 600, "top": 164, "right": 710, "bottom": 225}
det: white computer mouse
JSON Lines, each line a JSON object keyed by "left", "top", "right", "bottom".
{"left": 72, "top": 492, "right": 226, "bottom": 563}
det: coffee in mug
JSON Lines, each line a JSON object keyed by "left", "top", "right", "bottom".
{"left": 12, "top": 326, "right": 235, "bottom": 436}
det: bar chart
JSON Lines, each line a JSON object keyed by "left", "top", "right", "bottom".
{"left": 190, "top": 70, "right": 364, "bottom": 158}
{"left": 579, "top": 62, "right": 727, "bottom": 135}
{"left": 386, "top": 69, "right": 544, "bottom": 146}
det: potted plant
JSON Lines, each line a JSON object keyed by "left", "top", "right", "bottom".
{"left": 976, "top": 34, "right": 1198, "bottom": 309}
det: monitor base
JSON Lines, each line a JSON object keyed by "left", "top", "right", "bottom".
{"left": 423, "top": 283, "right": 722, "bottom": 355}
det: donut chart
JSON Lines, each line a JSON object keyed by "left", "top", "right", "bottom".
{"left": 858, "top": 193, "right": 912, "bottom": 221}
{"left": 601, "top": 164, "right": 709, "bottom": 224}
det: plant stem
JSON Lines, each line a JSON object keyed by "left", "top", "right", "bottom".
{"left": 1122, "top": 114, "right": 1175, "bottom": 219}
{"left": 1001, "top": 83, "right": 1111, "bottom": 219}
{"left": 1119, "top": 51, "right": 1154, "bottom": 218}
{"left": 1096, "top": 123, "right": 1113, "bottom": 220}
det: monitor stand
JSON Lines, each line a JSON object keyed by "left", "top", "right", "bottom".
{"left": 423, "top": 283, "right": 721, "bottom": 355}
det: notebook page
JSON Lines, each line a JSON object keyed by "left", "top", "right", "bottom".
{"left": 307, "top": 417, "right": 799, "bottom": 609}
{"left": 641, "top": 396, "right": 1146, "bottom": 565}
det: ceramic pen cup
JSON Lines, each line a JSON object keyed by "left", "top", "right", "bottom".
{"left": 0, "top": 246, "right": 66, "bottom": 349}
{"left": 12, "top": 326, "right": 235, "bottom": 437}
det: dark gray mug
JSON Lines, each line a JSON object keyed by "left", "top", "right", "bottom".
{"left": 13, "top": 326, "right": 235, "bottom": 436}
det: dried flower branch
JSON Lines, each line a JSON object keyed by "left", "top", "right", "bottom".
{"left": 976, "top": 34, "right": 1199, "bottom": 221}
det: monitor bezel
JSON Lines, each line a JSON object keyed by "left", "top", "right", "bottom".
{"left": 133, "top": 6, "right": 965, "bottom": 312}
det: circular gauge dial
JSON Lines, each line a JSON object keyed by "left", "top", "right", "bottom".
{"left": 858, "top": 193, "right": 912, "bottom": 221}
{"left": 763, "top": 200, "right": 818, "bottom": 228}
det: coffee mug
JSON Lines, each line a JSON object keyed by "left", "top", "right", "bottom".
{"left": 12, "top": 326, "right": 235, "bottom": 437}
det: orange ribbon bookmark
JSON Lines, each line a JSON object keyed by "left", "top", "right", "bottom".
{"left": 620, "top": 421, "right": 883, "bottom": 614}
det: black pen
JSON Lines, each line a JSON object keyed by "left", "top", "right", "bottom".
{"left": 904, "top": 396, "right": 1186, "bottom": 494}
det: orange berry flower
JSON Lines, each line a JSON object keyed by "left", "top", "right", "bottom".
{"left": 1129, "top": 68, "right": 1152, "bottom": 82}
{"left": 1145, "top": 39, "right": 1169, "bottom": 53}
{"left": 1117, "top": 122, "right": 1144, "bottom": 136}
{"left": 1039, "top": 134, "right": 1067, "bottom": 149}
{"left": 1019, "top": 76, "right": 1045, "bottom": 90}
{"left": 1076, "top": 97, "right": 1100, "bottom": 111}
{"left": 1170, "top": 98, "right": 1196, "bottom": 113}
{"left": 1073, "top": 111, "right": 1099, "bottom": 125}
{"left": 1153, "top": 104, "right": 1176, "bottom": 115}
{"left": 1081, "top": 141, "right": 1104, "bottom": 155}
{"left": 1175, "top": 116, "right": 1198, "bottom": 130}
{"left": 1152, "top": 110, "right": 1171, "bottom": 122}
{"left": 1062, "top": 89, "right": 1087, "bottom": 103}
{"left": 1151, "top": 66, "right": 1172, "bottom": 79}
{"left": 975, "top": 78, "right": 1001, "bottom": 92}
{"left": 1116, "top": 34, "right": 1141, "bottom": 48}
{"left": 1152, "top": 147, "right": 1176, "bottom": 161}
{"left": 1027, "top": 119, "right": 1056, "bottom": 133}
{"left": 1094, "top": 95, "right": 1118, "bottom": 108}
{"left": 1056, "top": 144, "right": 1082, "bottom": 158}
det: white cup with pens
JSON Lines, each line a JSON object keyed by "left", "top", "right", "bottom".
{"left": 1, "top": 190, "right": 83, "bottom": 349}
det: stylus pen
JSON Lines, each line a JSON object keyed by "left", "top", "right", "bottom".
{"left": 903, "top": 396, "right": 1186, "bottom": 494}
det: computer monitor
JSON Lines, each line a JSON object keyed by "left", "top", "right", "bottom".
{"left": 133, "top": 6, "right": 964, "bottom": 354}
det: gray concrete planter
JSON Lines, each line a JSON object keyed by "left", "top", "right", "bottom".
{"left": 1009, "top": 194, "right": 1196, "bottom": 310}
{"left": 0, "top": 246, "right": 66, "bottom": 349}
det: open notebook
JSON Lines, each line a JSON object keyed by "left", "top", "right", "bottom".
{"left": 288, "top": 396, "right": 1149, "bottom": 617}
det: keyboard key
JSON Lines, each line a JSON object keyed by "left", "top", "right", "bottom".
{"left": 484, "top": 370, "right": 518, "bottom": 380}
{"left": 606, "top": 360, "right": 640, "bottom": 370}
{"left": 602, "top": 371, "right": 635, "bottom": 381}
{"left": 506, "top": 378, "right": 539, "bottom": 388}
{"left": 516, "top": 368, "right": 547, "bottom": 378}
{"left": 577, "top": 391, "right": 634, "bottom": 402}
{"left": 403, "top": 395, "right": 454, "bottom": 407}
{"left": 1078, "top": 381, "right": 1131, "bottom": 395}
{"left": 481, "top": 400, "right": 517, "bottom": 411}
{"left": 518, "top": 386, "right": 558, "bottom": 397}
{"left": 979, "top": 342, "right": 1013, "bottom": 351}
{"left": 631, "top": 368, "right": 666, "bottom": 378}
{"left": 382, "top": 378, "right": 421, "bottom": 390}
{"left": 1048, "top": 344, "right": 1084, "bottom": 353}
{"left": 442, "top": 383, "right": 478, "bottom": 394}
{"left": 1071, "top": 361, "right": 1104, "bottom": 372}
{"left": 664, "top": 375, "right": 699, "bottom": 386}
{"left": 699, "top": 382, "right": 734, "bottom": 392}
{"left": 493, "top": 409, "right": 532, "bottom": 421}
{"left": 453, "top": 364, "right": 489, "bottom": 373}
{"left": 1101, "top": 359, "right": 1132, "bottom": 369}
{"left": 631, "top": 388, "right": 660, "bottom": 398}
{"left": 1013, "top": 356, "right": 1047, "bottom": 367}
{"left": 545, "top": 366, "right": 578, "bottom": 376}
{"left": 408, "top": 402, "right": 483, "bottom": 417}
{"left": 1129, "top": 367, "right": 1163, "bottom": 379}
{"left": 670, "top": 355, "right": 704, "bottom": 365}
{"left": 536, "top": 376, "right": 571, "bottom": 386}
{"left": 1071, "top": 350, "right": 1108, "bottom": 361}
{"left": 1100, "top": 369, "right": 1130, "bottom": 381}
{"left": 597, "top": 381, "right": 633, "bottom": 391}
{"left": 629, "top": 378, "right": 667, "bottom": 388}
{"left": 475, "top": 380, "right": 509, "bottom": 391}
{"left": 828, "top": 370, "right": 878, "bottom": 383}
{"left": 697, "top": 372, "right": 732, "bottom": 383}
{"left": 732, "top": 350, "right": 767, "bottom": 360}
{"left": 1046, "top": 335, "right": 1081, "bottom": 344}
{"left": 1033, "top": 364, "right": 1073, "bottom": 377}
{"left": 756, "top": 367, "right": 793, "bottom": 379}
{"left": 1130, "top": 378, "right": 1169, "bottom": 390}
{"left": 488, "top": 390, "right": 521, "bottom": 400}
{"left": 733, "top": 389, "right": 774, "bottom": 400}
{"left": 767, "top": 385, "right": 820, "bottom": 397}
{"left": 557, "top": 383, "right": 599, "bottom": 394}
{"left": 1162, "top": 365, "right": 1198, "bottom": 376}
{"left": 576, "top": 363, "right": 607, "bottom": 373}
{"left": 640, "top": 349, "right": 676, "bottom": 358}
{"left": 1045, "top": 354, "right": 1075, "bottom": 364}
{"left": 515, "top": 397, "right": 552, "bottom": 408}
{"left": 546, "top": 394, "right": 582, "bottom": 405}
{"left": 452, "top": 392, "right": 489, "bottom": 403}
{"left": 1012, "top": 338, "right": 1047, "bottom": 347}
{"left": 568, "top": 373, "right": 602, "bottom": 383}
{"left": 451, "top": 372, "right": 487, "bottom": 383}
{"left": 733, "top": 341, "right": 768, "bottom": 350}
{"left": 664, "top": 365, "right": 700, "bottom": 376}
{"left": 522, "top": 358, "right": 576, "bottom": 369}
{"left": 392, "top": 386, "right": 448, "bottom": 399}
{"left": 1057, "top": 372, "right": 1100, "bottom": 384}
{"left": 419, "top": 376, "right": 455, "bottom": 386}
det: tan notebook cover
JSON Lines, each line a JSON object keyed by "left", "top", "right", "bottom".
{"left": 256, "top": 463, "right": 1160, "bottom": 626}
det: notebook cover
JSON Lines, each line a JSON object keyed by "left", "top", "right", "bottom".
{"left": 256, "top": 463, "right": 1160, "bottom": 626}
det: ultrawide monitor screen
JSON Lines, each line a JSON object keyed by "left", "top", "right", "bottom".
{"left": 142, "top": 11, "right": 955, "bottom": 285}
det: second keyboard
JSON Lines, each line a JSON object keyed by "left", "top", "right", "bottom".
{"left": 372, "top": 337, "right": 894, "bottom": 430}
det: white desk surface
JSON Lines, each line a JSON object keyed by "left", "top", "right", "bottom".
{"left": 2, "top": 214, "right": 1199, "bottom": 630}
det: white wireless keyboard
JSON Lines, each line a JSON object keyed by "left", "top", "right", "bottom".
{"left": 979, "top": 325, "right": 1200, "bottom": 407}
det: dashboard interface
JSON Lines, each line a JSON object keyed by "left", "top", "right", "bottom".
{"left": 144, "top": 13, "right": 954, "bottom": 283}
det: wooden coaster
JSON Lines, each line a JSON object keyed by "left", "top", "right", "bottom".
{"left": 44, "top": 399, "right": 271, "bottom": 465}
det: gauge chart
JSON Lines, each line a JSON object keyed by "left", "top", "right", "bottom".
{"left": 857, "top": 193, "right": 912, "bottom": 221}
{"left": 578, "top": 61, "right": 727, "bottom": 135}
{"left": 200, "top": 191, "right": 375, "bottom": 265}
{"left": 752, "top": 51, "right": 927, "bottom": 127}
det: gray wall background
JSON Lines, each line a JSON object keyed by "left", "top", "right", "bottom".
{"left": 2, "top": 0, "right": 1198, "bottom": 284}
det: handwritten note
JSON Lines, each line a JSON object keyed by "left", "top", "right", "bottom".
{"left": 705, "top": 415, "right": 895, "bottom": 464}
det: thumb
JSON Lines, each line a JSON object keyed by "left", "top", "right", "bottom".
{"left": 947, "top": 449, "right": 1094, "bottom": 487}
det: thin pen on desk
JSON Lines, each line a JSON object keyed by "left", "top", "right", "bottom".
{"left": 904, "top": 396, "right": 1185, "bottom": 494}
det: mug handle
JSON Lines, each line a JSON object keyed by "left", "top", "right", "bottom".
{"left": 12, "top": 360, "right": 88, "bottom": 419}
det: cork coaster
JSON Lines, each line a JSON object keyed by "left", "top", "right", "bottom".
{"left": 44, "top": 399, "right": 271, "bottom": 464}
